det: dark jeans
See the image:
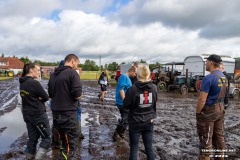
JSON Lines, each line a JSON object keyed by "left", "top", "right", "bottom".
{"left": 113, "top": 105, "right": 129, "bottom": 138}
{"left": 53, "top": 112, "right": 79, "bottom": 160}
{"left": 129, "top": 123, "right": 154, "bottom": 160}
{"left": 117, "top": 105, "right": 128, "bottom": 126}
{"left": 196, "top": 103, "right": 225, "bottom": 157}
{"left": 23, "top": 112, "right": 51, "bottom": 154}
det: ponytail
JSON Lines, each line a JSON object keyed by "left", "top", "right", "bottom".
{"left": 21, "top": 63, "right": 36, "bottom": 77}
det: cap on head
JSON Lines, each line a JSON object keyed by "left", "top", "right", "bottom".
{"left": 59, "top": 60, "right": 65, "bottom": 67}
{"left": 207, "top": 54, "right": 222, "bottom": 63}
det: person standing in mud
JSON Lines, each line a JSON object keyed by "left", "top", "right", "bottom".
{"left": 124, "top": 65, "right": 157, "bottom": 160}
{"left": 130, "top": 61, "right": 140, "bottom": 85}
{"left": 50, "top": 60, "right": 84, "bottom": 147}
{"left": 48, "top": 54, "right": 82, "bottom": 159}
{"left": 220, "top": 63, "right": 231, "bottom": 109}
{"left": 196, "top": 54, "right": 227, "bottom": 160}
{"left": 19, "top": 63, "right": 51, "bottom": 160}
{"left": 98, "top": 69, "right": 109, "bottom": 101}
{"left": 113, "top": 66, "right": 137, "bottom": 141}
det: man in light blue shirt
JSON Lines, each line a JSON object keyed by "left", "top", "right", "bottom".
{"left": 113, "top": 66, "right": 137, "bottom": 141}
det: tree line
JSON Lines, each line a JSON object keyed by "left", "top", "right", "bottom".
{"left": 19, "top": 57, "right": 162, "bottom": 71}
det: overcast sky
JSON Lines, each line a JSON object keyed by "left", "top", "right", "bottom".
{"left": 1, "top": 0, "right": 240, "bottom": 65}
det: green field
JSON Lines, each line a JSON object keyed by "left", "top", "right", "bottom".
{"left": 42, "top": 71, "right": 116, "bottom": 81}
{"left": 81, "top": 71, "right": 101, "bottom": 79}
{"left": 0, "top": 77, "right": 13, "bottom": 81}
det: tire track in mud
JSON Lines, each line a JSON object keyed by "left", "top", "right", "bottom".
{"left": 0, "top": 78, "right": 20, "bottom": 116}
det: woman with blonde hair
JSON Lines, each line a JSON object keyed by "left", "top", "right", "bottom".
{"left": 123, "top": 65, "right": 157, "bottom": 160}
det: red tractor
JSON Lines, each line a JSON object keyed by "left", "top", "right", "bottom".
{"left": 151, "top": 62, "right": 184, "bottom": 91}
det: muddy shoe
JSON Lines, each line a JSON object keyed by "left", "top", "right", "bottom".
{"left": 119, "top": 132, "right": 125, "bottom": 139}
{"left": 35, "top": 147, "right": 49, "bottom": 160}
{"left": 98, "top": 93, "right": 102, "bottom": 99}
{"left": 51, "top": 141, "right": 61, "bottom": 149}
{"left": 79, "top": 133, "right": 85, "bottom": 140}
{"left": 112, "top": 132, "right": 121, "bottom": 142}
{"left": 25, "top": 153, "right": 35, "bottom": 160}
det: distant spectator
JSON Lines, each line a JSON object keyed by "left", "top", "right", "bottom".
{"left": 130, "top": 61, "right": 140, "bottom": 85}
{"left": 220, "top": 63, "right": 230, "bottom": 109}
{"left": 98, "top": 69, "right": 109, "bottom": 101}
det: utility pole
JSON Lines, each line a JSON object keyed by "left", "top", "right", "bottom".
{"left": 99, "top": 54, "right": 101, "bottom": 73}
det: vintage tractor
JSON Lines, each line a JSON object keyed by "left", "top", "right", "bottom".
{"left": 167, "top": 69, "right": 198, "bottom": 94}
{"left": 151, "top": 63, "right": 183, "bottom": 91}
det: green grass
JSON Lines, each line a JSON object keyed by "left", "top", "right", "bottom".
{"left": 41, "top": 71, "right": 115, "bottom": 80}
{"left": 0, "top": 77, "right": 13, "bottom": 80}
{"left": 81, "top": 71, "right": 113, "bottom": 80}
{"left": 81, "top": 71, "right": 101, "bottom": 80}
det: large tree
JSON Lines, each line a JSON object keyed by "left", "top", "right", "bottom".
{"left": 20, "top": 56, "right": 32, "bottom": 64}
{"left": 83, "top": 59, "right": 98, "bottom": 71}
{"left": 107, "top": 62, "right": 118, "bottom": 71}
{"left": 149, "top": 62, "right": 161, "bottom": 70}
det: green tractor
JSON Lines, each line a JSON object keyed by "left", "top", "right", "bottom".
{"left": 0, "top": 68, "right": 14, "bottom": 77}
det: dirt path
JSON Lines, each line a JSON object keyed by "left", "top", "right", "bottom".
{"left": 0, "top": 78, "right": 239, "bottom": 159}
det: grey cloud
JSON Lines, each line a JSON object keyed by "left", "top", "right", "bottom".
{"left": 114, "top": 0, "right": 240, "bottom": 39}
{"left": 0, "top": 0, "right": 113, "bottom": 18}
{"left": 199, "top": 18, "right": 240, "bottom": 39}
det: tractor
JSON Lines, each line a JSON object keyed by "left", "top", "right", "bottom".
{"left": 0, "top": 68, "right": 14, "bottom": 77}
{"left": 167, "top": 69, "right": 198, "bottom": 94}
{"left": 151, "top": 62, "right": 184, "bottom": 91}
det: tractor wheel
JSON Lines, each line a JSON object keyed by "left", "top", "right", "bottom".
{"left": 180, "top": 85, "right": 188, "bottom": 94}
{"left": 232, "top": 89, "right": 239, "bottom": 99}
{"left": 157, "top": 81, "right": 166, "bottom": 91}
{"left": 111, "top": 75, "right": 116, "bottom": 79}
{"left": 7, "top": 71, "right": 14, "bottom": 77}
{"left": 167, "top": 85, "right": 173, "bottom": 92}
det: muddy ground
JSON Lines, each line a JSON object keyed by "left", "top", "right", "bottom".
{"left": 0, "top": 78, "right": 240, "bottom": 160}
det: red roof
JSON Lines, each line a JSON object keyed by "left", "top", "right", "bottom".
{"left": 0, "top": 57, "right": 24, "bottom": 69}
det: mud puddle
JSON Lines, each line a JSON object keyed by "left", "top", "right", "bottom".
{"left": 0, "top": 78, "right": 239, "bottom": 159}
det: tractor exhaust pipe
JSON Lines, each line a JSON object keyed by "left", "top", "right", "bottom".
{"left": 185, "top": 69, "right": 188, "bottom": 85}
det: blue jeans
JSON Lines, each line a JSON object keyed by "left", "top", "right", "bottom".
{"left": 129, "top": 123, "right": 154, "bottom": 160}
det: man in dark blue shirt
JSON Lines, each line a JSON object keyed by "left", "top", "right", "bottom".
{"left": 196, "top": 54, "right": 226, "bottom": 160}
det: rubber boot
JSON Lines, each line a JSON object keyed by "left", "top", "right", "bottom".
{"left": 112, "top": 124, "right": 126, "bottom": 141}
{"left": 118, "top": 127, "right": 126, "bottom": 139}
{"left": 25, "top": 153, "right": 35, "bottom": 160}
{"left": 78, "top": 120, "right": 84, "bottom": 140}
{"left": 35, "top": 147, "right": 48, "bottom": 160}
{"left": 112, "top": 130, "right": 120, "bottom": 142}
